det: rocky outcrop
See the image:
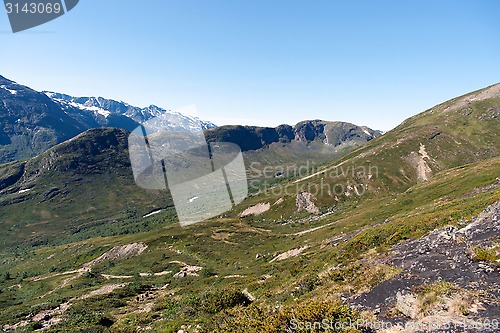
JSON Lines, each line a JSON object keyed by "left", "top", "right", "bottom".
{"left": 83, "top": 242, "right": 148, "bottom": 267}
{"left": 352, "top": 202, "right": 500, "bottom": 331}
{"left": 296, "top": 191, "right": 320, "bottom": 214}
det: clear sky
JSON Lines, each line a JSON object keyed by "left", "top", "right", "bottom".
{"left": 1, "top": 0, "right": 499, "bottom": 131}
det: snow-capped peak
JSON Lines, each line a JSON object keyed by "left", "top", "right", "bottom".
{"left": 43, "top": 91, "right": 217, "bottom": 133}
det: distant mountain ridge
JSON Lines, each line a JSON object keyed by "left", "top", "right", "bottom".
{"left": 205, "top": 120, "right": 381, "bottom": 152}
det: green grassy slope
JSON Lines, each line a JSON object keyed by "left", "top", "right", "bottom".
{"left": 330, "top": 83, "right": 500, "bottom": 191}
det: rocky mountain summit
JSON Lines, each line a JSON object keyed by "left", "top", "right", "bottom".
{"left": 205, "top": 120, "right": 381, "bottom": 152}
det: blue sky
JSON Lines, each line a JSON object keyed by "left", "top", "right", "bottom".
{"left": 1, "top": 0, "right": 499, "bottom": 130}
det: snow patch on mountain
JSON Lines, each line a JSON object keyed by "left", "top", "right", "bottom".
{"left": 0, "top": 85, "right": 18, "bottom": 95}
{"left": 68, "top": 101, "right": 111, "bottom": 118}
{"left": 43, "top": 91, "right": 217, "bottom": 133}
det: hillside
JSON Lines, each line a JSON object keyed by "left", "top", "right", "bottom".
{"left": 0, "top": 148, "right": 498, "bottom": 332}
{"left": 0, "top": 83, "right": 499, "bottom": 332}
{"left": 0, "top": 128, "right": 172, "bottom": 250}
{"left": 331, "top": 82, "right": 500, "bottom": 191}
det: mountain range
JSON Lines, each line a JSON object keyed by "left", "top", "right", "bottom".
{"left": 1, "top": 75, "right": 381, "bottom": 164}
{"left": 0, "top": 75, "right": 381, "bottom": 249}
{"left": 0, "top": 75, "right": 216, "bottom": 163}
